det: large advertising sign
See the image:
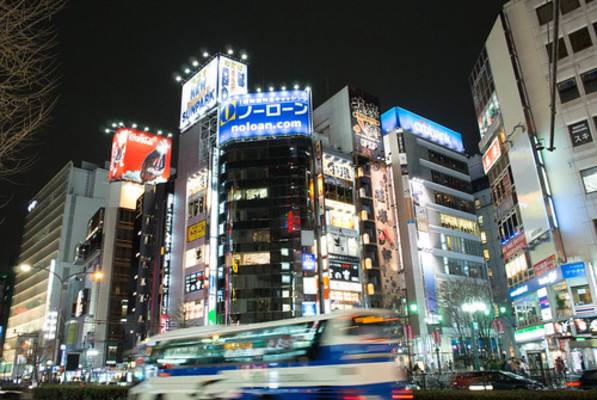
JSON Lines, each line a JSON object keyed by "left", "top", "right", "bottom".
{"left": 501, "top": 232, "right": 527, "bottom": 260}
{"left": 218, "top": 90, "right": 311, "bottom": 145}
{"left": 349, "top": 87, "right": 384, "bottom": 160}
{"left": 109, "top": 128, "right": 172, "bottom": 184}
{"left": 509, "top": 131, "right": 551, "bottom": 243}
{"left": 180, "top": 55, "right": 248, "bottom": 131}
{"left": 381, "top": 107, "right": 464, "bottom": 152}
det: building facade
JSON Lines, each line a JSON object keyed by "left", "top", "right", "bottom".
{"left": 4, "top": 161, "right": 108, "bottom": 379}
{"left": 382, "top": 107, "right": 491, "bottom": 370}
{"left": 471, "top": 0, "right": 597, "bottom": 372}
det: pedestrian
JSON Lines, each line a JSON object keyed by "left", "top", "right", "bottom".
{"left": 448, "top": 360, "right": 453, "bottom": 370}
{"left": 519, "top": 357, "right": 529, "bottom": 376}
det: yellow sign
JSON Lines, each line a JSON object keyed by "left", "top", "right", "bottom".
{"left": 187, "top": 221, "right": 206, "bottom": 242}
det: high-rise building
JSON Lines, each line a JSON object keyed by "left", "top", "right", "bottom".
{"left": 382, "top": 106, "right": 490, "bottom": 370}
{"left": 4, "top": 161, "right": 108, "bottom": 379}
{"left": 471, "top": 0, "right": 597, "bottom": 372}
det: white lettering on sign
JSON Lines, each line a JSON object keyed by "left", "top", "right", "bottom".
{"left": 129, "top": 133, "right": 156, "bottom": 146}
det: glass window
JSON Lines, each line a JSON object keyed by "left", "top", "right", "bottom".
{"left": 536, "top": 2, "right": 554, "bottom": 25}
{"left": 483, "top": 249, "right": 490, "bottom": 260}
{"left": 569, "top": 27, "right": 593, "bottom": 53}
{"left": 480, "top": 231, "right": 487, "bottom": 244}
{"left": 546, "top": 38, "right": 569, "bottom": 62}
{"left": 581, "top": 166, "right": 597, "bottom": 193}
{"left": 560, "top": 0, "right": 581, "bottom": 14}
{"left": 571, "top": 284, "right": 593, "bottom": 305}
{"left": 558, "top": 77, "right": 581, "bottom": 103}
{"left": 581, "top": 68, "right": 597, "bottom": 94}
{"left": 474, "top": 199, "right": 481, "bottom": 209}
{"left": 552, "top": 281, "right": 573, "bottom": 318}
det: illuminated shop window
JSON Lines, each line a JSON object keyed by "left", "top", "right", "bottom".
{"left": 231, "top": 252, "right": 271, "bottom": 266}
{"left": 505, "top": 253, "right": 530, "bottom": 287}
{"left": 483, "top": 249, "right": 490, "bottom": 261}
{"left": 480, "top": 231, "right": 487, "bottom": 244}
{"left": 553, "top": 281, "right": 573, "bottom": 318}
{"left": 228, "top": 187, "right": 268, "bottom": 201}
{"left": 571, "top": 284, "right": 593, "bottom": 306}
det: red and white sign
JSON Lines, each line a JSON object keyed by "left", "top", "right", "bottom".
{"left": 501, "top": 233, "right": 527, "bottom": 260}
{"left": 109, "top": 128, "right": 172, "bottom": 184}
{"left": 483, "top": 137, "right": 502, "bottom": 173}
{"left": 403, "top": 324, "right": 414, "bottom": 340}
{"left": 492, "top": 319, "right": 504, "bottom": 334}
{"left": 160, "top": 315, "right": 168, "bottom": 333}
{"left": 533, "top": 254, "right": 556, "bottom": 277}
{"left": 431, "top": 330, "right": 441, "bottom": 345}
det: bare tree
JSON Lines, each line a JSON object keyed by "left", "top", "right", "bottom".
{"left": 436, "top": 277, "right": 495, "bottom": 363}
{"left": 167, "top": 300, "right": 203, "bottom": 330}
{"left": 0, "top": 0, "right": 67, "bottom": 180}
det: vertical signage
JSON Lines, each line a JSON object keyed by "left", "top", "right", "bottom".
{"left": 161, "top": 194, "right": 173, "bottom": 319}
{"left": 349, "top": 87, "right": 384, "bottom": 160}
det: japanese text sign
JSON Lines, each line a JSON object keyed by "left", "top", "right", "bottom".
{"left": 218, "top": 90, "right": 311, "bottom": 145}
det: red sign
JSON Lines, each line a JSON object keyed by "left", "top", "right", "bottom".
{"left": 492, "top": 319, "right": 504, "bottom": 334}
{"left": 501, "top": 233, "right": 527, "bottom": 260}
{"left": 431, "top": 330, "right": 441, "bottom": 345}
{"left": 483, "top": 137, "right": 501, "bottom": 173}
{"left": 160, "top": 315, "right": 168, "bottom": 333}
{"left": 109, "top": 128, "right": 172, "bottom": 184}
{"left": 403, "top": 324, "right": 414, "bottom": 340}
{"left": 533, "top": 254, "right": 556, "bottom": 277}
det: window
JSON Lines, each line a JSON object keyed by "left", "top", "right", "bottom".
{"left": 580, "top": 166, "right": 597, "bottom": 193}
{"left": 483, "top": 249, "right": 491, "bottom": 261}
{"left": 581, "top": 68, "right": 597, "bottom": 94}
{"left": 571, "top": 284, "right": 593, "bottom": 306}
{"left": 474, "top": 199, "right": 481, "bottom": 209}
{"left": 480, "top": 231, "right": 487, "bottom": 244}
{"left": 560, "top": 0, "right": 581, "bottom": 14}
{"left": 569, "top": 27, "right": 592, "bottom": 53}
{"left": 546, "top": 38, "right": 569, "bottom": 62}
{"left": 478, "top": 215, "right": 484, "bottom": 226}
{"left": 536, "top": 2, "right": 553, "bottom": 25}
{"left": 558, "top": 77, "right": 581, "bottom": 103}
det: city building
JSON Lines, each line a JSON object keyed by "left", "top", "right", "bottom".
{"left": 470, "top": 0, "right": 597, "bottom": 372}
{"left": 382, "top": 106, "right": 491, "bottom": 370}
{"left": 3, "top": 161, "right": 109, "bottom": 380}
{"left": 468, "top": 154, "right": 516, "bottom": 357}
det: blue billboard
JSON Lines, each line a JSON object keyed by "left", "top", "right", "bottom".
{"left": 218, "top": 90, "right": 311, "bottom": 145}
{"left": 381, "top": 107, "right": 464, "bottom": 152}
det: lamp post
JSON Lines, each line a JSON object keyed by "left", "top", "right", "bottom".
{"left": 462, "top": 299, "right": 487, "bottom": 371}
{"left": 19, "top": 264, "right": 103, "bottom": 375}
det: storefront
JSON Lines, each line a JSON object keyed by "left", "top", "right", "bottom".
{"left": 510, "top": 262, "right": 596, "bottom": 371}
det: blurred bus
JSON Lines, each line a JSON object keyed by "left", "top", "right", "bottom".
{"left": 128, "top": 309, "right": 411, "bottom": 400}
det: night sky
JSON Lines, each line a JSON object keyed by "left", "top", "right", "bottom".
{"left": 0, "top": 0, "right": 506, "bottom": 271}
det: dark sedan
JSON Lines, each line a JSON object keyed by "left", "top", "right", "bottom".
{"left": 451, "top": 370, "right": 546, "bottom": 390}
{"left": 567, "top": 369, "right": 597, "bottom": 389}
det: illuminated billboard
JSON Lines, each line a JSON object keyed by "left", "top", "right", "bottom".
{"left": 381, "top": 107, "right": 464, "bottom": 152}
{"left": 180, "top": 55, "right": 248, "bottom": 131}
{"left": 109, "top": 128, "right": 172, "bottom": 184}
{"left": 218, "top": 90, "right": 311, "bottom": 145}
{"left": 349, "top": 87, "right": 384, "bottom": 160}
{"left": 483, "top": 136, "right": 502, "bottom": 173}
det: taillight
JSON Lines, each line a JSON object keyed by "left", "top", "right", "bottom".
{"left": 566, "top": 381, "right": 581, "bottom": 387}
{"left": 392, "top": 390, "right": 413, "bottom": 399}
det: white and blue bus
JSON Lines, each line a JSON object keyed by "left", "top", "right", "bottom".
{"left": 128, "top": 309, "right": 411, "bottom": 400}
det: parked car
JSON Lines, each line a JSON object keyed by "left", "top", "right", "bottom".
{"left": 567, "top": 369, "right": 597, "bottom": 389}
{"left": 451, "top": 371, "right": 546, "bottom": 390}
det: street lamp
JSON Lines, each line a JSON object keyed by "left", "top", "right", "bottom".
{"left": 462, "top": 299, "right": 488, "bottom": 371}
{"left": 19, "top": 263, "right": 103, "bottom": 373}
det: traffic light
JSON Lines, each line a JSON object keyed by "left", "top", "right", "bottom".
{"left": 499, "top": 305, "right": 507, "bottom": 315}
{"left": 409, "top": 303, "right": 418, "bottom": 314}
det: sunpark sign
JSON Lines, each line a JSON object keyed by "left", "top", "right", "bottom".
{"left": 218, "top": 90, "right": 311, "bottom": 145}
{"left": 381, "top": 106, "right": 464, "bottom": 152}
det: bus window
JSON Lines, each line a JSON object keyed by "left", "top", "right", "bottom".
{"left": 151, "top": 320, "right": 326, "bottom": 369}
{"left": 344, "top": 315, "right": 401, "bottom": 340}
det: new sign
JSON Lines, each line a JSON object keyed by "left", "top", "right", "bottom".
{"left": 381, "top": 107, "right": 464, "bottom": 152}
{"left": 218, "top": 90, "right": 311, "bottom": 145}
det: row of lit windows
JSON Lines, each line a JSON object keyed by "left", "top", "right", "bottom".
{"left": 434, "top": 191, "right": 474, "bottom": 213}
{"left": 430, "top": 170, "right": 472, "bottom": 194}
{"left": 440, "top": 233, "right": 483, "bottom": 257}
{"left": 442, "top": 258, "right": 487, "bottom": 280}
{"left": 428, "top": 150, "right": 468, "bottom": 174}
